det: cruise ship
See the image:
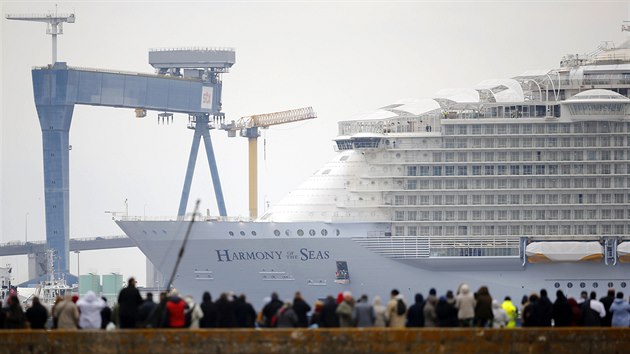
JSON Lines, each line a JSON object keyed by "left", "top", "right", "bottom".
{"left": 117, "top": 38, "right": 630, "bottom": 305}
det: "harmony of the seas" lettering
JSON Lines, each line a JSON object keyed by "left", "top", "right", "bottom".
{"left": 215, "top": 248, "right": 330, "bottom": 262}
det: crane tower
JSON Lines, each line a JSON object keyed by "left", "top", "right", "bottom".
{"left": 6, "top": 11, "right": 75, "bottom": 64}
{"left": 221, "top": 107, "right": 317, "bottom": 218}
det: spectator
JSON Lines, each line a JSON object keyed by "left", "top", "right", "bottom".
{"left": 53, "top": 294, "right": 79, "bottom": 329}
{"left": 455, "top": 284, "right": 475, "bottom": 327}
{"left": 100, "top": 297, "right": 112, "bottom": 329}
{"left": 336, "top": 291, "right": 355, "bottom": 327}
{"left": 76, "top": 290, "right": 106, "bottom": 329}
{"left": 581, "top": 291, "right": 606, "bottom": 326}
{"left": 261, "top": 292, "right": 283, "bottom": 328}
{"left": 199, "top": 292, "right": 217, "bottom": 328}
{"left": 423, "top": 290, "right": 438, "bottom": 327}
{"left": 609, "top": 292, "right": 630, "bottom": 327}
{"left": 436, "top": 292, "right": 458, "bottom": 327}
{"left": 25, "top": 296, "right": 49, "bottom": 330}
{"left": 406, "top": 293, "right": 425, "bottom": 327}
{"left": 610, "top": 291, "right": 630, "bottom": 327}
{"left": 372, "top": 296, "right": 387, "bottom": 327}
{"left": 319, "top": 295, "right": 339, "bottom": 328}
{"left": 474, "top": 286, "right": 493, "bottom": 328}
{"left": 165, "top": 290, "right": 187, "bottom": 328}
{"left": 234, "top": 294, "right": 256, "bottom": 328}
{"left": 552, "top": 290, "right": 572, "bottom": 327}
{"left": 501, "top": 296, "right": 517, "bottom": 328}
{"left": 137, "top": 293, "right": 156, "bottom": 328}
{"left": 4, "top": 295, "right": 27, "bottom": 329}
{"left": 522, "top": 293, "right": 539, "bottom": 327}
{"left": 117, "top": 277, "right": 143, "bottom": 329}
{"left": 600, "top": 289, "right": 616, "bottom": 327}
{"left": 353, "top": 294, "right": 375, "bottom": 327}
{"left": 309, "top": 300, "right": 324, "bottom": 328}
{"left": 276, "top": 301, "right": 298, "bottom": 328}
{"left": 184, "top": 295, "right": 204, "bottom": 328}
{"left": 535, "top": 289, "right": 553, "bottom": 327}
{"left": 0, "top": 300, "right": 5, "bottom": 329}
{"left": 292, "top": 292, "right": 311, "bottom": 328}
{"left": 491, "top": 300, "right": 508, "bottom": 328}
{"left": 386, "top": 289, "right": 407, "bottom": 328}
{"left": 215, "top": 293, "right": 237, "bottom": 328}
{"left": 567, "top": 297, "right": 582, "bottom": 326}
{"left": 150, "top": 292, "right": 167, "bottom": 329}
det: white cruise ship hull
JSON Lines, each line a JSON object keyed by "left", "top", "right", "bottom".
{"left": 117, "top": 219, "right": 630, "bottom": 305}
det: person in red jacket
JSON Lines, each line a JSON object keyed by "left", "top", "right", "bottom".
{"left": 165, "top": 290, "right": 187, "bottom": 328}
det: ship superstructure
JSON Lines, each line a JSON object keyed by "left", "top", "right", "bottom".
{"left": 117, "top": 39, "right": 630, "bottom": 304}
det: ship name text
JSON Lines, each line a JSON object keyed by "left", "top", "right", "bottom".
{"left": 215, "top": 248, "right": 330, "bottom": 262}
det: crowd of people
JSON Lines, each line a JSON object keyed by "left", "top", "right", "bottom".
{"left": 1, "top": 277, "right": 630, "bottom": 329}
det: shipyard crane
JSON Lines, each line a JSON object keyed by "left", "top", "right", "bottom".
{"left": 222, "top": 107, "right": 317, "bottom": 219}
{"left": 5, "top": 11, "right": 75, "bottom": 64}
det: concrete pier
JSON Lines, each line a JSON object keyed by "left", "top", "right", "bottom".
{"left": 1, "top": 328, "right": 629, "bottom": 354}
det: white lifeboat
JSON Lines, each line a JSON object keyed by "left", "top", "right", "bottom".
{"left": 617, "top": 242, "right": 630, "bottom": 263}
{"left": 525, "top": 241, "right": 603, "bottom": 263}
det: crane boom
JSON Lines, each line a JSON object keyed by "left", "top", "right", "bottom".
{"left": 236, "top": 106, "right": 317, "bottom": 130}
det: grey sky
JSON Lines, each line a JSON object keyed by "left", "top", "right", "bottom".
{"left": 1, "top": 1, "right": 627, "bottom": 287}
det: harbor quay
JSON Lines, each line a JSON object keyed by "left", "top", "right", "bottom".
{"left": 0, "top": 328, "right": 629, "bottom": 354}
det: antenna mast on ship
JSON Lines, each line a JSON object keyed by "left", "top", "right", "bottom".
{"left": 5, "top": 6, "right": 75, "bottom": 64}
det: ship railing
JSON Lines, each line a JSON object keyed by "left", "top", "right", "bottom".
{"left": 338, "top": 115, "right": 442, "bottom": 136}
{"left": 117, "top": 215, "right": 253, "bottom": 222}
{"left": 353, "top": 234, "right": 521, "bottom": 259}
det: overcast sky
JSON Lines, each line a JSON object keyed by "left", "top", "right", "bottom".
{"left": 1, "top": 1, "right": 628, "bottom": 287}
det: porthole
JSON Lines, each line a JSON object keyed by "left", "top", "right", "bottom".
{"left": 579, "top": 282, "right": 586, "bottom": 288}
{"left": 622, "top": 282, "right": 627, "bottom": 288}
{"left": 274, "top": 230, "right": 280, "bottom": 237}
{"left": 608, "top": 282, "right": 614, "bottom": 288}
{"left": 229, "top": 231, "right": 234, "bottom": 236}
{"left": 285, "top": 230, "right": 291, "bottom": 236}
{"left": 554, "top": 282, "right": 560, "bottom": 289}
{"left": 593, "top": 282, "right": 598, "bottom": 288}
{"left": 336, "top": 229, "right": 341, "bottom": 236}
{"left": 567, "top": 282, "right": 573, "bottom": 288}
{"left": 321, "top": 229, "right": 328, "bottom": 236}
{"left": 251, "top": 231, "right": 257, "bottom": 236}
{"left": 240, "top": 231, "right": 245, "bottom": 236}
{"left": 297, "top": 229, "right": 304, "bottom": 237}
{"left": 309, "top": 229, "right": 316, "bottom": 236}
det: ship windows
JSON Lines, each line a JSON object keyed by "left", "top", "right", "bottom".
{"left": 622, "top": 282, "right": 627, "bottom": 289}
{"left": 274, "top": 230, "right": 280, "bottom": 237}
{"left": 285, "top": 230, "right": 292, "bottom": 236}
{"left": 567, "top": 282, "right": 573, "bottom": 288}
{"left": 229, "top": 231, "right": 234, "bottom": 236}
{"left": 579, "top": 282, "right": 586, "bottom": 288}
{"left": 321, "top": 229, "right": 328, "bottom": 236}
{"left": 252, "top": 231, "right": 257, "bottom": 236}
{"left": 309, "top": 229, "right": 316, "bottom": 236}
{"left": 554, "top": 282, "right": 560, "bottom": 289}
{"left": 297, "top": 229, "right": 304, "bottom": 237}
{"left": 240, "top": 231, "right": 245, "bottom": 236}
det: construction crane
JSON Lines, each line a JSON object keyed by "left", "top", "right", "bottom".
{"left": 6, "top": 10, "right": 75, "bottom": 64}
{"left": 222, "top": 107, "right": 317, "bottom": 219}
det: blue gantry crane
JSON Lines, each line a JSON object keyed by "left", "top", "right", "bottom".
{"left": 7, "top": 13, "right": 235, "bottom": 281}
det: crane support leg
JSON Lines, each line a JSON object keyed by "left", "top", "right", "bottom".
{"left": 178, "top": 129, "right": 201, "bottom": 217}
{"left": 179, "top": 114, "right": 227, "bottom": 217}
{"left": 248, "top": 137, "right": 258, "bottom": 219}
{"left": 202, "top": 127, "right": 227, "bottom": 217}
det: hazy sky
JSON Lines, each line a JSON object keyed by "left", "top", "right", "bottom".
{"left": 1, "top": 0, "right": 628, "bottom": 287}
